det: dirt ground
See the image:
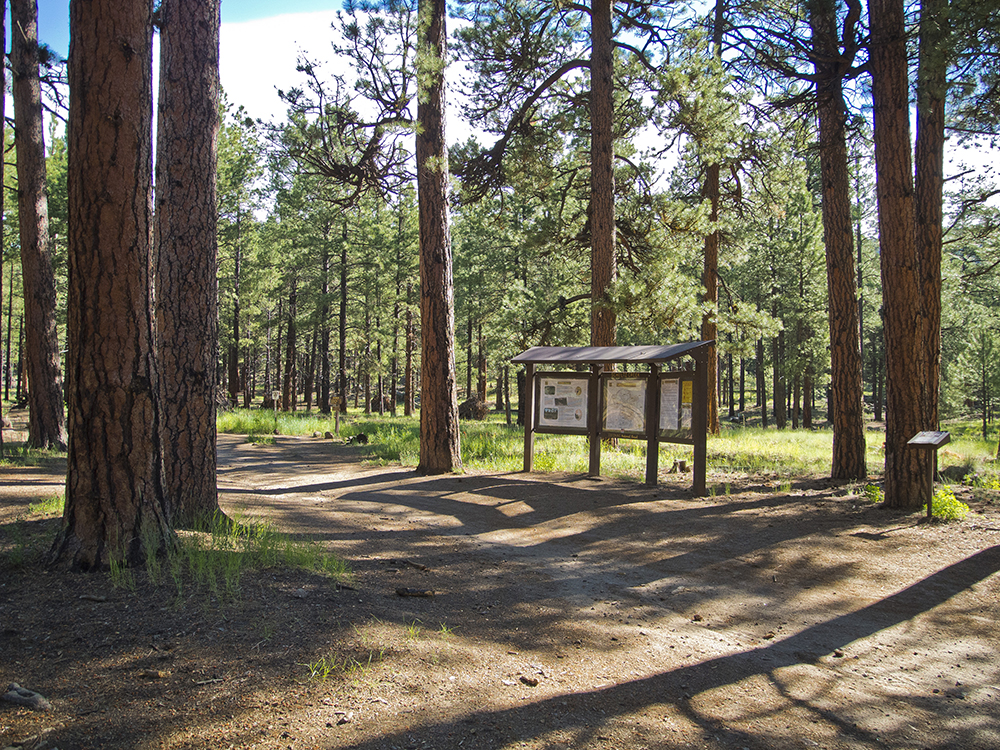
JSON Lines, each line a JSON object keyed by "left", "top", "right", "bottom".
{"left": 2, "top": 418, "right": 1000, "bottom": 750}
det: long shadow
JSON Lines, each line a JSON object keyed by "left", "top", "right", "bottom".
{"left": 324, "top": 545, "right": 1000, "bottom": 750}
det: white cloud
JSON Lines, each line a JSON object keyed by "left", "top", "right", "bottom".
{"left": 220, "top": 11, "right": 348, "bottom": 125}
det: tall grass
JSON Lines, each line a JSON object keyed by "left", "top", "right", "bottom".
{"left": 218, "top": 408, "right": 336, "bottom": 438}
{"left": 112, "top": 510, "right": 352, "bottom": 603}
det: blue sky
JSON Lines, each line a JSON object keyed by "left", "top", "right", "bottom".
{"left": 33, "top": 1, "right": 351, "bottom": 125}
{"left": 38, "top": 1, "right": 344, "bottom": 59}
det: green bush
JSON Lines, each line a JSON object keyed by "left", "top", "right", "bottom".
{"left": 925, "top": 485, "right": 969, "bottom": 522}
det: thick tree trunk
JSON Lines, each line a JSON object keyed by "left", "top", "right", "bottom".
{"left": 702, "top": 166, "right": 720, "bottom": 435}
{"left": 12, "top": 0, "right": 67, "bottom": 451}
{"left": 869, "top": 0, "right": 928, "bottom": 508}
{"left": 915, "top": 0, "right": 948, "bottom": 439}
{"left": 154, "top": 0, "right": 220, "bottom": 526}
{"left": 54, "top": 0, "right": 172, "bottom": 570}
{"left": 416, "top": 0, "right": 461, "bottom": 474}
{"left": 810, "top": 0, "right": 867, "bottom": 478}
{"left": 0, "top": 0, "right": 5, "bottom": 459}
{"left": 589, "top": 0, "right": 616, "bottom": 347}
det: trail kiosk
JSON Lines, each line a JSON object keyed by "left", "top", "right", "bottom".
{"left": 512, "top": 341, "right": 713, "bottom": 495}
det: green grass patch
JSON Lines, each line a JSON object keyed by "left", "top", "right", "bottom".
{"left": 99, "top": 510, "right": 352, "bottom": 604}
{"left": 28, "top": 494, "right": 64, "bottom": 516}
{"left": 218, "top": 408, "right": 336, "bottom": 438}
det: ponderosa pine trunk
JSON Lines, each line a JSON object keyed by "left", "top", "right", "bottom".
{"left": 915, "top": 0, "right": 948, "bottom": 442}
{"left": 282, "top": 278, "right": 298, "bottom": 412}
{"left": 810, "top": 0, "right": 867, "bottom": 479}
{"left": 416, "top": 0, "right": 461, "bottom": 474}
{"left": 12, "top": 0, "right": 67, "bottom": 451}
{"left": 53, "top": 0, "right": 172, "bottom": 570}
{"left": 320, "top": 227, "right": 332, "bottom": 414}
{"left": 339, "top": 226, "right": 348, "bottom": 414}
{"left": 590, "top": 0, "right": 616, "bottom": 347}
{"left": 154, "top": 0, "right": 221, "bottom": 527}
{"left": 869, "top": 0, "right": 928, "bottom": 508}
{"left": 0, "top": 0, "right": 5, "bottom": 459}
{"left": 701, "top": 0, "right": 725, "bottom": 435}
{"left": 227, "top": 240, "right": 242, "bottom": 406}
{"left": 405, "top": 281, "right": 414, "bottom": 417}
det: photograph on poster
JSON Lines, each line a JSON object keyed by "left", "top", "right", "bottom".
{"left": 603, "top": 376, "right": 647, "bottom": 434}
{"left": 538, "top": 377, "right": 589, "bottom": 429}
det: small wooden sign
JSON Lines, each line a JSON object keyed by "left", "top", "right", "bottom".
{"left": 907, "top": 431, "right": 950, "bottom": 449}
{"left": 331, "top": 396, "right": 342, "bottom": 407}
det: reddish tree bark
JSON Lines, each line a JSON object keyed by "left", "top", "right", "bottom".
{"left": 53, "top": 0, "right": 172, "bottom": 569}
{"left": 810, "top": 0, "right": 866, "bottom": 479}
{"left": 869, "top": 0, "right": 928, "bottom": 508}
{"left": 11, "top": 0, "right": 67, "bottom": 451}
{"left": 154, "top": 0, "right": 221, "bottom": 526}
{"left": 416, "top": 0, "right": 461, "bottom": 474}
{"left": 589, "top": 0, "right": 616, "bottom": 347}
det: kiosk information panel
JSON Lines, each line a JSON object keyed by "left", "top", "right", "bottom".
{"left": 659, "top": 372, "right": 694, "bottom": 444}
{"left": 535, "top": 373, "right": 590, "bottom": 434}
{"left": 602, "top": 374, "right": 648, "bottom": 436}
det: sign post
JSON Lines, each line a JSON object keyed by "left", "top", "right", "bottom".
{"left": 907, "top": 431, "right": 951, "bottom": 520}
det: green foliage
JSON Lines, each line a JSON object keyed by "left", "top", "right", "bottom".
{"left": 926, "top": 486, "right": 970, "bottom": 522}
{"left": 862, "top": 484, "right": 885, "bottom": 504}
{"left": 28, "top": 494, "right": 64, "bottom": 516}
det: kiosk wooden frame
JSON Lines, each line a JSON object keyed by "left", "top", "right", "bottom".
{"left": 512, "top": 342, "right": 714, "bottom": 494}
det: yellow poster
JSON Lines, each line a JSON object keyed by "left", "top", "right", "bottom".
{"left": 681, "top": 380, "right": 693, "bottom": 404}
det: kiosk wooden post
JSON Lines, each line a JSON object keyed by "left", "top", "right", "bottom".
{"left": 588, "top": 364, "right": 603, "bottom": 477}
{"left": 523, "top": 363, "right": 536, "bottom": 472}
{"left": 645, "top": 363, "right": 661, "bottom": 486}
{"left": 692, "top": 350, "right": 708, "bottom": 496}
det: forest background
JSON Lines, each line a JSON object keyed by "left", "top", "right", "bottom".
{"left": 2, "top": 0, "right": 1000, "bottom": 540}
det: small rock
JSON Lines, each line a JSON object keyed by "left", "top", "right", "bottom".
{"left": 324, "top": 431, "right": 335, "bottom": 439}
{"left": 519, "top": 676, "right": 539, "bottom": 687}
{"left": 2, "top": 683, "right": 52, "bottom": 712}
{"left": 336, "top": 711, "right": 354, "bottom": 725}
{"left": 692, "top": 614, "right": 703, "bottom": 622}
{"left": 139, "top": 670, "right": 170, "bottom": 679}
{"left": 293, "top": 588, "right": 309, "bottom": 599}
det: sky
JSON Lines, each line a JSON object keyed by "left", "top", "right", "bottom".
{"left": 36, "top": 0, "right": 352, "bottom": 125}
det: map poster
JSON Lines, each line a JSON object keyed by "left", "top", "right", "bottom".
{"left": 537, "top": 376, "right": 589, "bottom": 430}
{"left": 603, "top": 376, "right": 647, "bottom": 435}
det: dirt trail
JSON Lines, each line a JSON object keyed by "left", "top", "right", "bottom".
{"left": 1, "top": 430, "right": 999, "bottom": 749}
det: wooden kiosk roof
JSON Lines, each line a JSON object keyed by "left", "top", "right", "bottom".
{"left": 512, "top": 341, "right": 713, "bottom": 366}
